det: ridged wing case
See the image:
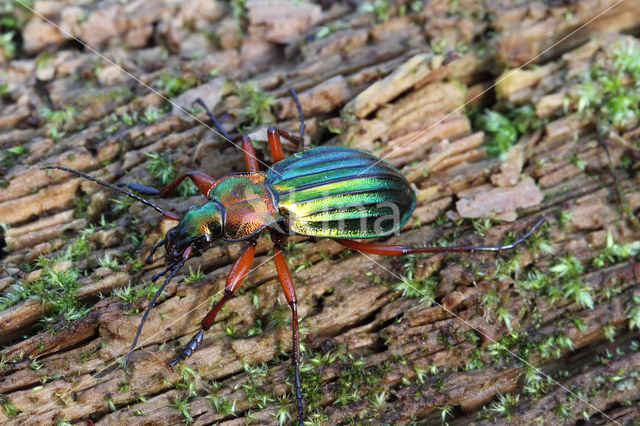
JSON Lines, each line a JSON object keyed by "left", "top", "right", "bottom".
{"left": 266, "top": 146, "right": 415, "bottom": 239}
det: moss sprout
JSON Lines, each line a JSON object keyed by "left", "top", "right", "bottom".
{"left": 169, "top": 395, "right": 193, "bottom": 423}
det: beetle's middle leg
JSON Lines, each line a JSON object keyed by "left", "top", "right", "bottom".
{"left": 169, "top": 239, "right": 256, "bottom": 366}
{"left": 267, "top": 127, "right": 303, "bottom": 162}
{"left": 266, "top": 88, "right": 306, "bottom": 162}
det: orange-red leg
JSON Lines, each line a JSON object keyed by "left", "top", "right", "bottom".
{"left": 272, "top": 237, "right": 303, "bottom": 425}
{"left": 267, "top": 127, "right": 303, "bottom": 162}
{"left": 118, "top": 171, "right": 217, "bottom": 199}
{"left": 238, "top": 135, "right": 260, "bottom": 172}
{"left": 169, "top": 240, "right": 256, "bottom": 366}
{"left": 267, "top": 88, "right": 305, "bottom": 162}
{"left": 335, "top": 216, "right": 546, "bottom": 256}
{"left": 161, "top": 171, "right": 217, "bottom": 197}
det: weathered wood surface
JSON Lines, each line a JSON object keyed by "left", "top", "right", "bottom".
{"left": 1, "top": 1, "right": 640, "bottom": 424}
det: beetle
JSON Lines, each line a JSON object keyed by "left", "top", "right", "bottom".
{"left": 43, "top": 89, "right": 544, "bottom": 425}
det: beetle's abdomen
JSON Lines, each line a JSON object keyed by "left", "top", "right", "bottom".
{"left": 266, "top": 146, "right": 416, "bottom": 238}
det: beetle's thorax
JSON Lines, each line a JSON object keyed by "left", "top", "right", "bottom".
{"left": 208, "top": 172, "right": 283, "bottom": 241}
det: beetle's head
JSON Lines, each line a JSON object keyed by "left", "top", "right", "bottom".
{"left": 164, "top": 201, "right": 223, "bottom": 260}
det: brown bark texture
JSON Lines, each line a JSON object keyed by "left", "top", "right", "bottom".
{"left": 1, "top": 0, "right": 640, "bottom": 425}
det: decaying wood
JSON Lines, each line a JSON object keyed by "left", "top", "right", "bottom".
{"left": 1, "top": 1, "right": 640, "bottom": 425}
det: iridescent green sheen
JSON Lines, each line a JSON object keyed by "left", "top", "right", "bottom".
{"left": 266, "top": 146, "right": 415, "bottom": 238}
{"left": 174, "top": 201, "right": 223, "bottom": 241}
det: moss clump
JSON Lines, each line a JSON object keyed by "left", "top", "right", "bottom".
{"left": 568, "top": 39, "right": 640, "bottom": 136}
{"left": 472, "top": 103, "right": 546, "bottom": 158}
{"left": 235, "top": 82, "right": 277, "bottom": 128}
{"left": 145, "top": 152, "right": 198, "bottom": 197}
{"left": 0, "top": 235, "right": 93, "bottom": 328}
{"left": 157, "top": 72, "right": 197, "bottom": 98}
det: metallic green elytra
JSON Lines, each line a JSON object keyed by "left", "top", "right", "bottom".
{"left": 267, "top": 146, "right": 415, "bottom": 238}
{"left": 171, "top": 146, "right": 416, "bottom": 243}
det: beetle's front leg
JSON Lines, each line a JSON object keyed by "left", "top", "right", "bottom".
{"left": 169, "top": 239, "right": 256, "bottom": 366}
{"left": 118, "top": 171, "right": 217, "bottom": 198}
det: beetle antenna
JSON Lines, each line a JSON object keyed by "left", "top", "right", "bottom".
{"left": 193, "top": 98, "right": 235, "bottom": 141}
{"left": 42, "top": 166, "right": 178, "bottom": 219}
{"left": 289, "top": 88, "right": 305, "bottom": 139}
{"left": 124, "top": 257, "right": 185, "bottom": 372}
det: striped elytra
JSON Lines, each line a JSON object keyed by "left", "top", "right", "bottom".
{"left": 267, "top": 146, "right": 416, "bottom": 238}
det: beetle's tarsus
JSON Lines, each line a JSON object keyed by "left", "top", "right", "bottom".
{"left": 294, "top": 365, "right": 303, "bottom": 425}
{"left": 169, "top": 329, "right": 204, "bottom": 367}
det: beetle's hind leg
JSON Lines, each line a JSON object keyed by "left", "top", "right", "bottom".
{"left": 335, "top": 216, "right": 546, "bottom": 255}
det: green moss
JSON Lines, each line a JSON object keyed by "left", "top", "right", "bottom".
{"left": 393, "top": 254, "right": 438, "bottom": 302}
{"left": 41, "top": 105, "right": 75, "bottom": 132}
{"left": 104, "top": 395, "right": 116, "bottom": 412}
{"left": 568, "top": 40, "right": 640, "bottom": 137}
{"left": 114, "top": 280, "right": 163, "bottom": 315}
{"left": 474, "top": 110, "right": 517, "bottom": 158}
{"left": 0, "top": 397, "right": 20, "bottom": 416}
{"left": 0, "top": 237, "right": 93, "bottom": 329}
{"left": 471, "top": 217, "right": 493, "bottom": 237}
{"left": 628, "top": 295, "right": 640, "bottom": 331}
{"left": 359, "top": 0, "right": 391, "bottom": 23}
{"left": 145, "top": 152, "right": 197, "bottom": 197}
{"left": 0, "top": 31, "right": 15, "bottom": 61}
{"left": 97, "top": 253, "right": 118, "bottom": 269}
{"left": 169, "top": 395, "right": 193, "bottom": 423}
{"left": 205, "top": 392, "right": 236, "bottom": 415}
{"left": 230, "top": 0, "right": 246, "bottom": 18}
{"left": 175, "top": 364, "right": 200, "bottom": 397}
{"left": 479, "top": 392, "right": 520, "bottom": 421}
{"left": 157, "top": 73, "right": 197, "bottom": 97}
{"left": 1, "top": 144, "right": 26, "bottom": 168}
{"left": 140, "top": 107, "right": 161, "bottom": 124}
{"left": 592, "top": 232, "right": 640, "bottom": 268}
{"left": 184, "top": 266, "right": 205, "bottom": 284}
{"left": 235, "top": 82, "right": 277, "bottom": 128}
{"left": 472, "top": 101, "right": 547, "bottom": 159}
